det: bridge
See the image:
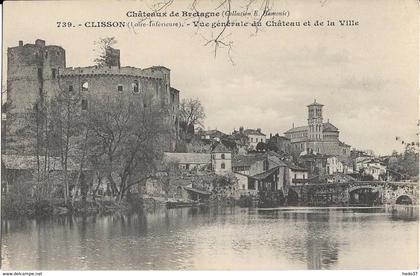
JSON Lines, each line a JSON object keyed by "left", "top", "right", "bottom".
{"left": 288, "top": 181, "right": 418, "bottom": 206}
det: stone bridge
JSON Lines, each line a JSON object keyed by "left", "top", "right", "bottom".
{"left": 288, "top": 181, "right": 418, "bottom": 206}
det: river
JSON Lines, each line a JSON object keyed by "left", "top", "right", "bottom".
{"left": 1, "top": 205, "right": 418, "bottom": 270}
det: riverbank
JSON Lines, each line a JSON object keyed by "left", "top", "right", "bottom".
{"left": 1, "top": 196, "right": 146, "bottom": 219}
{"left": 1, "top": 194, "right": 238, "bottom": 219}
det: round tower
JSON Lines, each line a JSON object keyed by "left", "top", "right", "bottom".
{"left": 7, "top": 39, "right": 66, "bottom": 114}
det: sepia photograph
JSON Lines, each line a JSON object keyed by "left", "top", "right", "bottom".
{"left": 1, "top": 0, "right": 419, "bottom": 273}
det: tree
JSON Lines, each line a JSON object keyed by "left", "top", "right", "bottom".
{"left": 256, "top": 141, "right": 267, "bottom": 152}
{"left": 211, "top": 173, "right": 238, "bottom": 200}
{"left": 267, "top": 141, "right": 279, "bottom": 152}
{"left": 158, "top": 160, "right": 180, "bottom": 200}
{"left": 179, "top": 98, "right": 206, "bottom": 134}
{"left": 142, "top": 0, "right": 274, "bottom": 63}
{"left": 93, "top": 37, "right": 118, "bottom": 67}
{"left": 49, "top": 87, "right": 85, "bottom": 205}
{"left": 392, "top": 136, "right": 419, "bottom": 179}
{"left": 86, "top": 96, "right": 167, "bottom": 203}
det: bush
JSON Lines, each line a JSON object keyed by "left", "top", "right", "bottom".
{"left": 2, "top": 180, "right": 53, "bottom": 218}
{"left": 33, "top": 200, "right": 54, "bottom": 217}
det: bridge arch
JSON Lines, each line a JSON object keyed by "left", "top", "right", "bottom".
{"left": 348, "top": 186, "right": 382, "bottom": 206}
{"left": 395, "top": 195, "right": 413, "bottom": 205}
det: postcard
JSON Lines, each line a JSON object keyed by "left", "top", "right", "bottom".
{"left": 1, "top": 0, "right": 419, "bottom": 272}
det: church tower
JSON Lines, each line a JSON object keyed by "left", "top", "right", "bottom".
{"left": 307, "top": 99, "right": 324, "bottom": 141}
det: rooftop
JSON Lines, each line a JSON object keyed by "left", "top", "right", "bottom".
{"left": 323, "top": 122, "right": 339, "bottom": 132}
{"left": 283, "top": 161, "right": 308, "bottom": 171}
{"left": 163, "top": 152, "right": 211, "bottom": 164}
{"left": 212, "top": 143, "right": 231, "bottom": 153}
{"left": 307, "top": 99, "right": 324, "bottom": 107}
{"left": 243, "top": 129, "right": 266, "bottom": 136}
{"left": 201, "top": 129, "right": 226, "bottom": 138}
{"left": 249, "top": 166, "right": 280, "bottom": 180}
{"left": 285, "top": 122, "right": 339, "bottom": 134}
{"left": 232, "top": 154, "right": 266, "bottom": 168}
{"left": 339, "top": 140, "right": 351, "bottom": 147}
{"left": 284, "top": 125, "right": 308, "bottom": 134}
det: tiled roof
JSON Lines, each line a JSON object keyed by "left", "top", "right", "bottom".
{"left": 284, "top": 161, "right": 308, "bottom": 171}
{"left": 337, "top": 156, "right": 353, "bottom": 166}
{"left": 284, "top": 125, "right": 308, "bottom": 134}
{"left": 323, "top": 122, "right": 338, "bottom": 132}
{"left": 163, "top": 152, "right": 211, "bottom": 164}
{"left": 232, "top": 154, "right": 266, "bottom": 167}
{"left": 243, "top": 129, "right": 266, "bottom": 136}
{"left": 285, "top": 122, "right": 339, "bottom": 134}
{"left": 249, "top": 166, "right": 280, "bottom": 180}
{"left": 338, "top": 140, "right": 351, "bottom": 147}
{"left": 267, "top": 152, "right": 287, "bottom": 167}
{"left": 202, "top": 129, "right": 226, "bottom": 137}
{"left": 307, "top": 100, "right": 324, "bottom": 107}
{"left": 212, "top": 143, "right": 231, "bottom": 153}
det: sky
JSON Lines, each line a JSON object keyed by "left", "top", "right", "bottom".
{"left": 3, "top": 0, "right": 419, "bottom": 155}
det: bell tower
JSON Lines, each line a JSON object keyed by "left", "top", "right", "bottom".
{"left": 307, "top": 99, "right": 324, "bottom": 141}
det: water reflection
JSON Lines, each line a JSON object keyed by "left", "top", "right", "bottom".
{"left": 1, "top": 206, "right": 418, "bottom": 270}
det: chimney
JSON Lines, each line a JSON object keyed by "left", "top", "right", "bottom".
{"left": 270, "top": 133, "right": 272, "bottom": 139}
{"left": 257, "top": 128, "right": 261, "bottom": 133}
{"left": 18, "top": 40, "right": 23, "bottom": 46}
{"left": 292, "top": 122, "right": 295, "bottom": 128}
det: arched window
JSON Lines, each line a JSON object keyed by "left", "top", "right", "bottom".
{"left": 221, "top": 153, "right": 225, "bottom": 159}
{"left": 221, "top": 163, "right": 225, "bottom": 169}
{"left": 132, "top": 80, "right": 140, "bottom": 93}
{"left": 81, "top": 81, "right": 89, "bottom": 91}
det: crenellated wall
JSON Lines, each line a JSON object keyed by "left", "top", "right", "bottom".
{"left": 6, "top": 39, "right": 180, "bottom": 152}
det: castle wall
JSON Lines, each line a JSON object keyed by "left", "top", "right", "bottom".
{"left": 6, "top": 39, "right": 180, "bottom": 153}
{"left": 307, "top": 140, "right": 341, "bottom": 156}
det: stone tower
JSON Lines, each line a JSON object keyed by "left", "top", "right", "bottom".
{"left": 5, "top": 39, "right": 66, "bottom": 154}
{"left": 7, "top": 39, "right": 66, "bottom": 114}
{"left": 307, "top": 99, "right": 324, "bottom": 141}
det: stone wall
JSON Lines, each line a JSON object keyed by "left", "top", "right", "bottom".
{"left": 290, "top": 181, "right": 418, "bottom": 206}
{"left": 6, "top": 39, "right": 179, "bottom": 152}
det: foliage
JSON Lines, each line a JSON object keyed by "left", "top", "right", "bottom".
{"left": 256, "top": 141, "right": 267, "bottom": 152}
{"left": 267, "top": 141, "right": 279, "bottom": 152}
{"left": 211, "top": 173, "right": 238, "bottom": 200}
{"left": 2, "top": 178, "right": 53, "bottom": 218}
{"left": 388, "top": 144, "right": 419, "bottom": 179}
{"left": 93, "top": 37, "right": 118, "bottom": 67}
{"left": 50, "top": 86, "right": 86, "bottom": 204}
{"left": 86, "top": 96, "right": 167, "bottom": 202}
{"left": 179, "top": 98, "right": 206, "bottom": 133}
